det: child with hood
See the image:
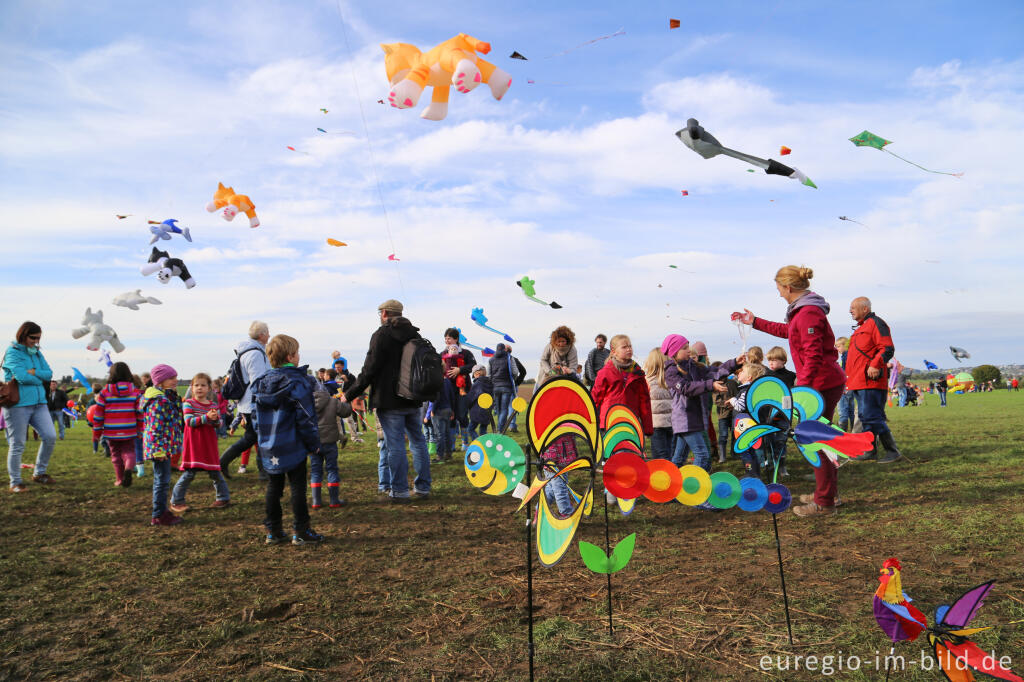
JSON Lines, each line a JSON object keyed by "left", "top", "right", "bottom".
{"left": 92, "top": 362, "right": 143, "bottom": 488}
{"left": 251, "top": 334, "right": 323, "bottom": 545}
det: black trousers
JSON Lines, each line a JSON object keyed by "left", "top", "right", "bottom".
{"left": 264, "top": 460, "right": 310, "bottom": 532}
{"left": 219, "top": 412, "right": 264, "bottom": 473}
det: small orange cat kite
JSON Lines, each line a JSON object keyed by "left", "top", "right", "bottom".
{"left": 206, "top": 182, "right": 259, "bottom": 228}
{"left": 382, "top": 34, "right": 511, "bottom": 121}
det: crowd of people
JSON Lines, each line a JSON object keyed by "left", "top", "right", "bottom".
{"left": 2, "top": 263, "right": 975, "bottom": 542}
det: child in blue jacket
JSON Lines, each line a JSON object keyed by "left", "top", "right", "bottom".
{"left": 251, "top": 334, "right": 322, "bottom": 546}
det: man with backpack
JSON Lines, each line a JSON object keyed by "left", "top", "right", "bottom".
{"left": 219, "top": 321, "right": 272, "bottom": 478}
{"left": 343, "top": 300, "right": 437, "bottom": 503}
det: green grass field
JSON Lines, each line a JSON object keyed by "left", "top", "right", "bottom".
{"left": 2, "top": 390, "right": 1023, "bottom": 680}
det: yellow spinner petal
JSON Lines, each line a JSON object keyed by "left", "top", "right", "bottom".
{"left": 536, "top": 486, "right": 592, "bottom": 567}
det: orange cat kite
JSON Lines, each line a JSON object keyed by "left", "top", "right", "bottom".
{"left": 382, "top": 34, "right": 511, "bottom": 121}
{"left": 206, "top": 183, "right": 259, "bottom": 228}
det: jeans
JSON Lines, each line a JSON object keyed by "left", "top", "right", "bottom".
{"left": 310, "top": 442, "right": 339, "bottom": 484}
{"left": 264, "top": 460, "right": 310, "bottom": 532}
{"left": 3, "top": 403, "right": 56, "bottom": 487}
{"left": 220, "top": 412, "right": 263, "bottom": 474}
{"left": 851, "top": 389, "right": 892, "bottom": 437}
{"left": 650, "top": 427, "right": 673, "bottom": 460}
{"left": 431, "top": 408, "right": 453, "bottom": 458}
{"left": 541, "top": 467, "right": 575, "bottom": 516}
{"left": 172, "top": 468, "right": 230, "bottom": 504}
{"left": 938, "top": 389, "right": 947, "bottom": 406}
{"left": 108, "top": 438, "right": 137, "bottom": 482}
{"left": 378, "top": 407, "right": 431, "bottom": 498}
{"left": 377, "top": 437, "right": 391, "bottom": 492}
{"left": 671, "top": 431, "right": 712, "bottom": 471}
{"left": 493, "top": 389, "right": 513, "bottom": 431}
{"left": 151, "top": 458, "right": 172, "bottom": 518}
{"left": 468, "top": 419, "right": 489, "bottom": 442}
{"left": 837, "top": 391, "right": 855, "bottom": 426}
{"left": 897, "top": 387, "right": 907, "bottom": 407}
{"left": 50, "top": 409, "right": 66, "bottom": 439}
{"left": 716, "top": 418, "right": 733, "bottom": 459}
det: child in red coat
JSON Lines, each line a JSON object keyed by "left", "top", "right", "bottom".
{"left": 590, "top": 335, "right": 653, "bottom": 436}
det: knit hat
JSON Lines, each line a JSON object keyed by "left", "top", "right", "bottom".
{"left": 472, "top": 364, "right": 487, "bottom": 375}
{"left": 660, "top": 334, "right": 689, "bottom": 358}
{"left": 691, "top": 340, "right": 708, "bottom": 356}
{"left": 150, "top": 364, "right": 178, "bottom": 386}
{"left": 377, "top": 299, "right": 404, "bottom": 314}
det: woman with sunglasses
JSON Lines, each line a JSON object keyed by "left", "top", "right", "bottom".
{"left": 2, "top": 321, "right": 57, "bottom": 491}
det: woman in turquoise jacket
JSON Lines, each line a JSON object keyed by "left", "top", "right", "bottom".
{"left": 2, "top": 321, "right": 57, "bottom": 491}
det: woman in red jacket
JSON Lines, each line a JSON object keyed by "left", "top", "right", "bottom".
{"left": 732, "top": 265, "right": 846, "bottom": 517}
{"left": 591, "top": 334, "right": 653, "bottom": 436}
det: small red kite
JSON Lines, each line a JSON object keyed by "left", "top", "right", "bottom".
{"left": 680, "top": 190, "right": 688, "bottom": 196}
{"left": 779, "top": 146, "right": 792, "bottom": 155}
{"left": 669, "top": 19, "right": 681, "bottom": 29}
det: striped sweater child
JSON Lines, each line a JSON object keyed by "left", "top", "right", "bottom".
{"left": 92, "top": 381, "right": 143, "bottom": 440}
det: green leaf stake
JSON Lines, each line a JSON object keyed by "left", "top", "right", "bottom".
{"left": 579, "top": 534, "right": 637, "bottom": 574}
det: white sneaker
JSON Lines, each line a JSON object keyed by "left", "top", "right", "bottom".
{"left": 237, "top": 466, "right": 247, "bottom": 474}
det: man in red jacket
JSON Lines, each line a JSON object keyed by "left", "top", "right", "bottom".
{"left": 846, "top": 297, "right": 901, "bottom": 463}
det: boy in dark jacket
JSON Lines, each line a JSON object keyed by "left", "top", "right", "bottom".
{"left": 466, "top": 365, "right": 493, "bottom": 441}
{"left": 251, "top": 334, "right": 323, "bottom": 546}
{"left": 311, "top": 387, "right": 352, "bottom": 509}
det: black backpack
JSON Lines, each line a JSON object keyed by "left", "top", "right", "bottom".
{"left": 396, "top": 338, "right": 443, "bottom": 402}
{"left": 222, "top": 347, "right": 264, "bottom": 401}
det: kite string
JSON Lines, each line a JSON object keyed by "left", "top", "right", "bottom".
{"left": 335, "top": 1, "right": 404, "bottom": 293}
{"left": 544, "top": 28, "right": 625, "bottom": 58}
{"left": 882, "top": 148, "right": 963, "bottom": 178}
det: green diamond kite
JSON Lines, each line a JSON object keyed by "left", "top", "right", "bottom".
{"left": 849, "top": 130, "right": 892, "bottom": 149}
{"left": 849, "top": 130, "right": 962, "bottom": 177}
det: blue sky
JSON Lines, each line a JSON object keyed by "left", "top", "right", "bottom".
{"left": 1, "top": 1, "right": 1022, "bottom": 381}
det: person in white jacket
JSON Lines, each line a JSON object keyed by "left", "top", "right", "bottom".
{"left": 219, "top": 321, "right": 271, "bottom": 478}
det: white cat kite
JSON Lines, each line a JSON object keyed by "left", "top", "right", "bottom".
{"left": 71, "top": 308, "right": 126, "bottom": 353}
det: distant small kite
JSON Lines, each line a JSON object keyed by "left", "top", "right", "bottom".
{"left": 680, "top": 190, "right": 689, "bottom": 196}
{"left": 320, "top": 108, "right": 328, "bottom": 113}
{"left": 669, "top": 19, "right": 681, "bottom": 29}
{"left": 839, "top": 216, "right": 866, "bottom": 227}
{"left": 924, "top": 360, "right": 938, "bottom": 370}
{"left": 376, "top": 99, "right": 384, "bottom": 104}
{"left": 388, "top": 253, "right": 400, "bottom": 261}
{"left": 950, "top": 346, "right": 971, "bottom": 362}
{"left": 326, "top": 239, "right": 347, "bottom": 247}
{"left": 517, "top": 276, "right": 562, "bottom": 309}
{"left": 286, "top": 146, "right": 310, "bottom": 155}
{"left": 849, "top": 131, "right": 963, "bottom": 177}
{"left": 510, "top": 51, "right": 528, "bottom": 60}
{"left": 668, "top": 265, "right": 678, "bottom": 269}
{"left": 116, "top": 214, "right": 132, "bottom": 219}
{"left": 779, "top": 146, "right": 791, "bottom": 155}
